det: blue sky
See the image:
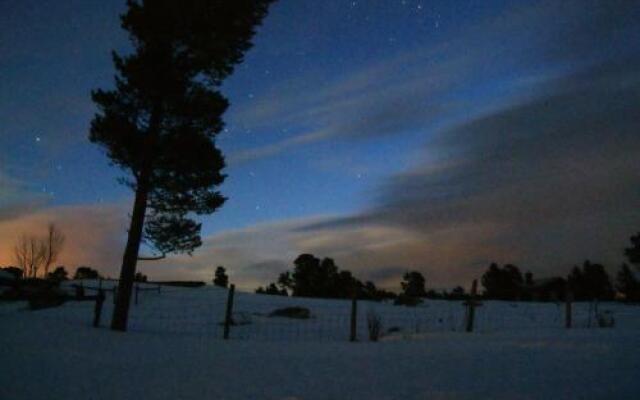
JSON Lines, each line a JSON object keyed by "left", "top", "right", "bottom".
{"left": 1, "top": 1, "right": 639, "bottom": 288}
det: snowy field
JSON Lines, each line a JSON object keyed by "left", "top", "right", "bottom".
{"left": 1, "top": 281, "right": 640, "bottom": 399}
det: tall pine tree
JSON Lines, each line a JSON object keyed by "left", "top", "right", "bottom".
{"left": 90, "top": 0, "right": 275, "bottom": 331}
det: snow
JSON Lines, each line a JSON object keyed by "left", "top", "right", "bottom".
{"left": 1, "top": 282, "right": 640, "bottom": 399}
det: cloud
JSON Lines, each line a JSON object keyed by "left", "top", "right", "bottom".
{"left": 0, "top": 171, "right": 48, "bottom": 222}
{"left": 0, "top": 203, "right": 128, "bottom": 276}
{"left": 228, "top": 0, "right": 639, "bottom": 163}
{"left": 300, "top": 58, "right": 640, "bottom": 279}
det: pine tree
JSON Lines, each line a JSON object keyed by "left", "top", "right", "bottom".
{"left": 624, "top": 233, "right": 640, "bottom": 268}
{"left": 616, "top": 264, "right": 640, "bottom": 301}
{"left": 213, "top": 266, "right": 229, "bottom": 288}
{"left": 90, "top": 0, "right": 276, "bottom": 331}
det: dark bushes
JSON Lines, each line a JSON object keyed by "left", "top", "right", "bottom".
{"left": 268, "top": 306, "right": 311, "bottom": 319}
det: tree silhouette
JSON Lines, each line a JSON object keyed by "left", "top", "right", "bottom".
{"left": 213, "top": 266, "right": 229, "bottom": 288}
{"left": 616, "top": 264, "right": 640, "bottom": 302}
{"left": 256, "top": 283, "right": 287, "bottom": 296}
{"left": 90, "top": 0, "right": 275, "bottom": 331}
{"left": 47, "top": 266, "right": 69, "bottom": 281}
{"left": 272, "top": 254, "right": 372, "bottom": 299}
{"left": 42, "top": 224, "right": 65, "bottom": 277}
{"left": 624, "top": 232, "right": 640, "bottom": 267}
{"left": 481, "top": 263, "right": 523, "bottom": 300}
{"left": 400, "top": 271, "right": 427, "bottom": 298}
{"left": 13, "top": 234, "right": 45, "bottom": 278}
{"left": 12, "top": 224, "right": 65, "bottom": 278}
{"left": 74, "top": 266, "right": 101, "bottom": 280}
{"left": 567, "top": 260, "right": 614, "bottom": 301}
{"left": 0, "top": 266, "right": 23, "bottom": 279}
{"left": 134, "top": 272, "right": 148, "bottom": 282}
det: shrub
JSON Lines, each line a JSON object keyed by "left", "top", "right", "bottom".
{"left": 268, "top": 306, "right": 311, "bottom": 319}
{"left": 28, "top": 287, "right": 66, "bottom": 310}
{"left": 596, "top": 311, "right": 615, "bottom": 328}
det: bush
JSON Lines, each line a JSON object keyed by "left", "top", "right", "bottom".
{"left": 596, "top": 311, "right": 615, "bottom": 328}
{"left": 268, "top": 306, "right": 311, "bottom": 319}
{"left": 28, "top": 287, "right": 66, "bottom": 310}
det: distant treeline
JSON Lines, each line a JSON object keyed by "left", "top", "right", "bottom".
{"left": 3, "top": 233, "right": 639, "bottom": 304}
{"left": 254, "top": 232, "right": 640, "bottom": 304}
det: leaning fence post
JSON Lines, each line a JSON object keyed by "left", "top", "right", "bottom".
{"left": 465, "top": 279, "right": 478, "bottom": 332}
{"left": 223, "top": 284, "right": 236, "bottom": 340}
{"left": 93, "top": 289, "right": 105, "bottom": 327}
{"left": 565, "top": 290, "right": 573, "bottom": 329}
{"left": 350, "top": 296, "right": 358, "bottom": 342}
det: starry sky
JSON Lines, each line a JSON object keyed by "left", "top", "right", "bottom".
{"left": 1, "top": 0, "right": 639, "bottom": 290}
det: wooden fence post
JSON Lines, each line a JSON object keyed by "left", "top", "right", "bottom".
{"left": 350, "top": 296, "right": 358, "bottom": 342}
{"left": 93, "top": 289, "right": 105, "bottom": 327}
{"left": 565, "top": 290, "right": 573, "bottom": 329}
{"left": 223, "top": 284, "right": 235, "bottom": 340}
{"left": 465, "top": 279, "right": 479, "bottom": 333}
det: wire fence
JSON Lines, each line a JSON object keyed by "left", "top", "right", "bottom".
{"left": 11, "top": 281, "right": 640, "bottom": 342}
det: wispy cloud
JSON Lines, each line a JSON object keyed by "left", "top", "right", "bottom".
{"left": 0, "top": 203, "right": 128, "bottom": 274}
{"left": 228, "top": 0, "right": 639, "bottom": 164}
{"left": 301, "top": 58, "right": 640, "bottom": 277}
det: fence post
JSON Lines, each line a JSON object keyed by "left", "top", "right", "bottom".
{"left": 98, "top": 278, "right": 103, "bottom": 290}
{"left": 223, "top": 284, "right": 235, "bottom": 340}
{"left": 93, "top": 289, "right": 105, "bottom": 327}
{"left": 350, "top": 296, "right": 358, "bottom": 342}
{"left": 465, "top": 279, "right": 478, "bottom": 333}
{"left": 113, "top": 286, "right": 117, "bottom": 305}
{"left": 565, "top": 290, "right": 573, "bottom": 329}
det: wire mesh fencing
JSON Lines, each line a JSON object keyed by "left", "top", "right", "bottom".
{"left": 20, "top": 282, "right": 640, "bottom": 342}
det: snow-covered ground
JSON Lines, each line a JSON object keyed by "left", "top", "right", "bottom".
{"left": 1, "top": 282, "right": 640, "bottom": 399}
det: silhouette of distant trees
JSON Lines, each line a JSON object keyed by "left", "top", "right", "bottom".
{"left": 134, "top": 272, "right": 148, "bottom": 282}
{"left": 1, "top": 266, "right": 23, "bottom": 279}
{"left": 624, "top": 232, "right": 640, "bottom": 266}
{"left": 481, "top": 263, "right": 524, "bottom": 300}
{"left": 401, "top": 271, "right": 427, "bottom": 297}
{"left": 12, "top": 223, "right": 65, "bottom": 278}
{"left": 260, "top": 254, "right": 394, "bottom": 300}
{"left": 616, "top": 264, "right": 640, "bottom": 302}
{"left": 47, "top": 266, "right": 69, "bottom": 281}
{"left": 567, "top": 260, "right": 614, "bottom": 301}
{"left": 275, "top": 254, "right": 358, "bottom": 298}
{"left": 74, "top": 266, "right": 101, "bottom": 280}
{"left": 213, "top": 266, "right": 229, "bottom": 288}
{"left": 255, "top": 283, "right": 287, "bottom": 296}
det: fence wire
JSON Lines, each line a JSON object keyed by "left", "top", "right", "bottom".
{"left": 18, "top": 282, "right": 640, "bottom": 342}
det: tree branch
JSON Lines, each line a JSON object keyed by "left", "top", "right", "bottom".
{"left": 137, "top": 253, "right": 166, "bottom": 261}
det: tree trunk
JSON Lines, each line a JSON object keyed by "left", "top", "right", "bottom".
{"left": 110, "top": 168, "right": 151, "bottom": 331}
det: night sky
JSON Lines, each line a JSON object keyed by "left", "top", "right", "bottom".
{"left": 1, "top": 0, "right": 639, "bottom": 289}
